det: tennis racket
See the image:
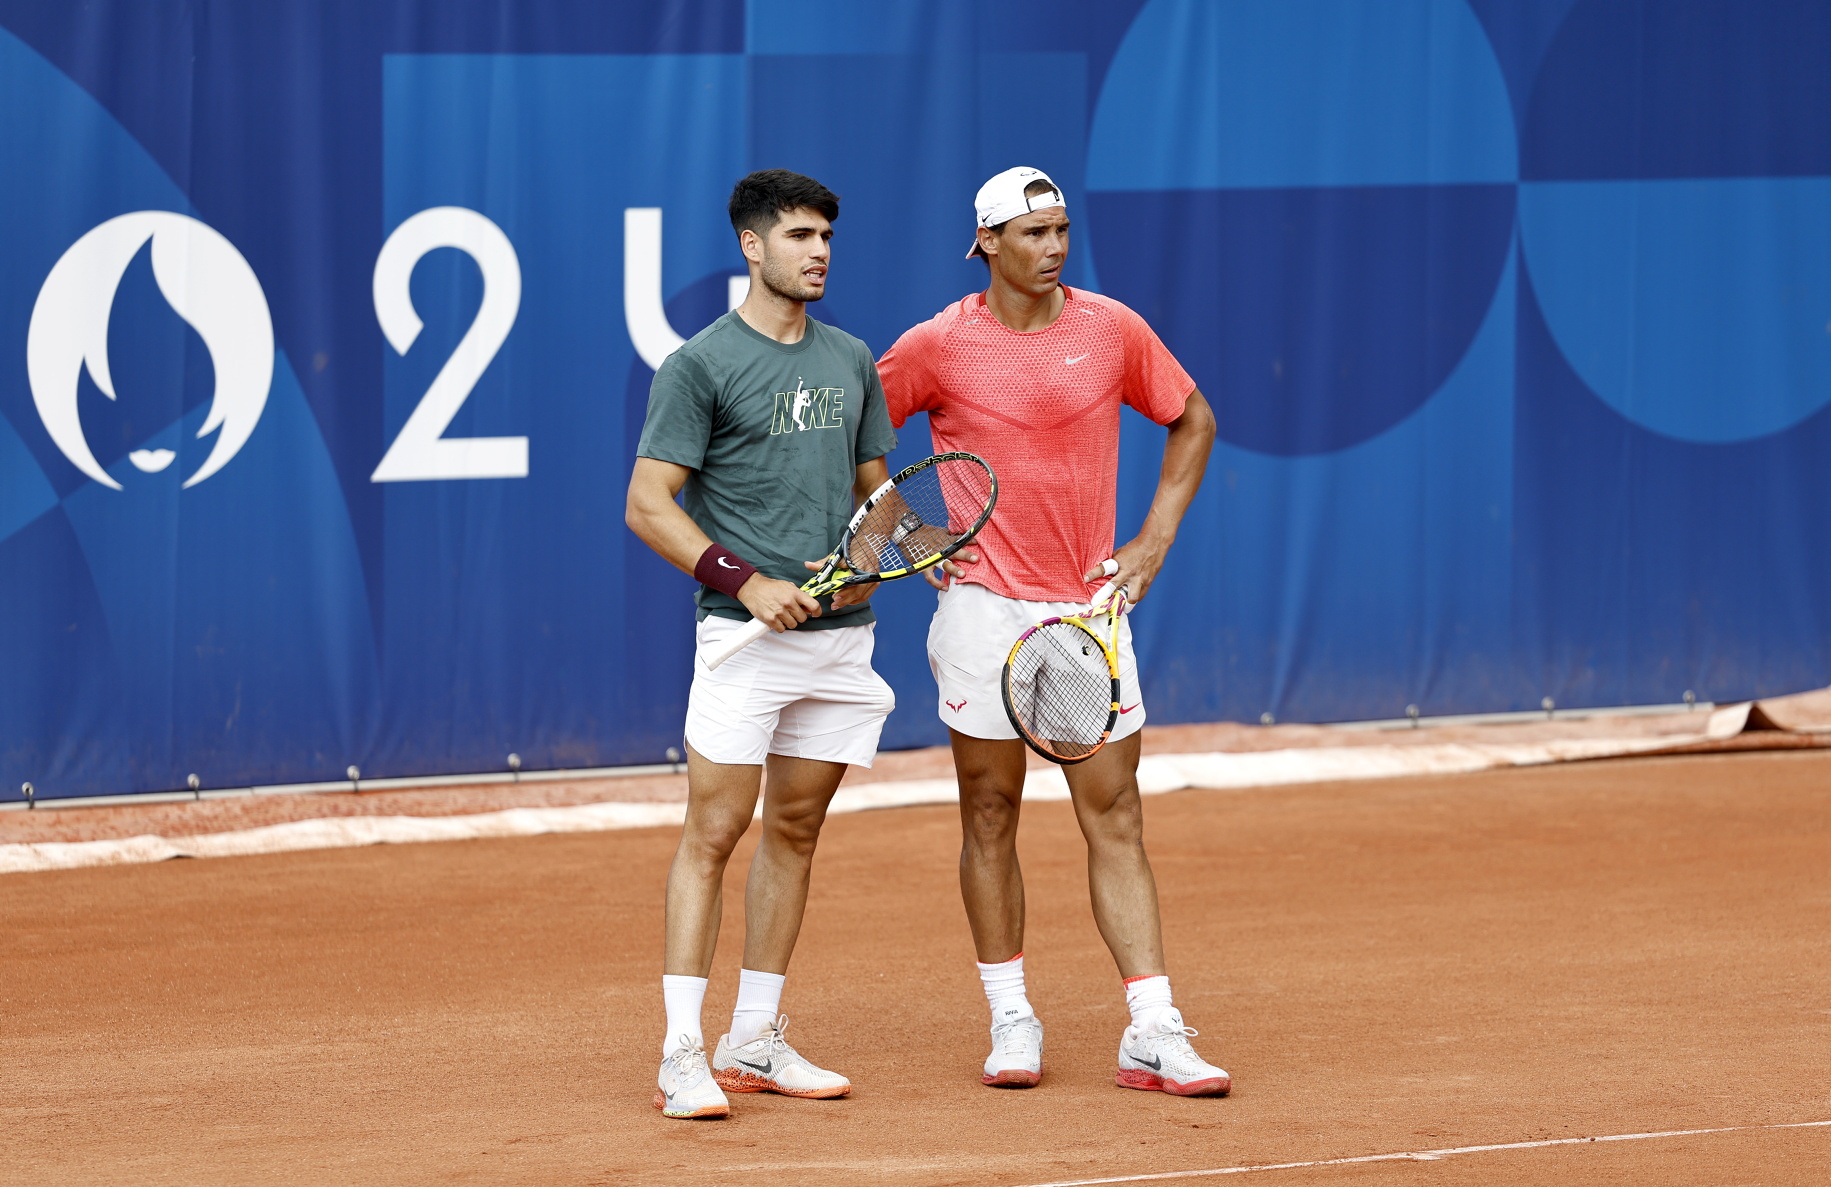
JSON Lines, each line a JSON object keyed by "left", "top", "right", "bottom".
{"left": 1001, "top": 562, "right": 1129, "bottom": 765}
{"left": 702, "top": 451, "right": 997, "bottom": 671}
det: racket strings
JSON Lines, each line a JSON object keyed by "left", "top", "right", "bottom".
{"left": 845, "top": 458, "right": 993, "bottom": 576}
{"left": 1005, "top": 620, "right": 1114, "bottom": 760}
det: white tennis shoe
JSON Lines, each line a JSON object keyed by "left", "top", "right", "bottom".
{"left": 654, "top": 1036, "right": 730, "bottom": 1119}
{"left": 711, "top": 1016, "right": 851, "bottom": 1099}
{"left": 983, "top": 1008, "right": 1044, "bottom": 1087}
{"left": 1115, "top": 1010, "right": 1231, "bottom": 1096}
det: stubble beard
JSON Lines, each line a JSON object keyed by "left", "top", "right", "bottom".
{"left": 996, "top": 251, "right": 1062, "bottom": 298}
{"left": 758, "top": 250, "right": 824, "bottom": 304}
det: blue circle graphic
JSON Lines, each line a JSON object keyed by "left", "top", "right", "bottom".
{"left": 1085, "top": 0, "right": 1517, "bottom": 456}
{"left": 1520, "top": 177, "right": 1831, "bottom": 443}
{"left": 1519, "top": 0, "right": 1831, "bottom": 443}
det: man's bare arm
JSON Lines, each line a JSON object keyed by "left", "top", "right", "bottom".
{"left": 854, "top": 454, "right": 890, "bottom": 504}
{"left": 1091, "top": 388, "right": 1216, "bottom": 603}
{"left": 625, "top": 456, "right": 821, "bottom": 631}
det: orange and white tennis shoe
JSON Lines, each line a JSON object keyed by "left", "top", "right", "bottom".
{"left": 654, "top": 1036, "right": 730, "bottom": 1119}
{"left": 711, "top": 1015, "right": 850, "bottom": 1099}
{"left": 982, "top": 1008, "right": 1044, "bottom": 1087}
{"left": 1115, "top": 1011, "right": 1231, "bottom": 1096}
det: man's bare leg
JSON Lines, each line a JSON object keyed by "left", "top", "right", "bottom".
{"left": 952, "top": 729, "right": 1030, "bottom": 962}
{"left": 653, "top": 747, "right": 756, "bottom": 1119}
{"left": 1061, "top": 731, "right": 1166, "bottom": 979}
{"left": 954, "top": 728, "right": 1167, "bottom": 978}
{"left": 669, "top": 749, "right": 850, "bottom": 1101}
{"left": 741, "top": 752, "right": 848, "bottom": 973}
{"left": 664, "top": 745, "right": 847, "bottom": 976}
{"left": 953, "top": 729, "right": 1045, "bottom": 1085}
{"left": 664, "top": 746, "right": 763, "bottom": 977}
{"left": 1059, "top": 732, "right": 1226, "bottom": 1092}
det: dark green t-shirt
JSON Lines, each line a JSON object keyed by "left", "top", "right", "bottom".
{"left": 637, "top": 311, "right": 898, "bottom": 628}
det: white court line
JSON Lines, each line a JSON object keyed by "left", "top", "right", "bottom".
{"left": 1013, "top": 1120, "right": 1831, "bottom": 1186}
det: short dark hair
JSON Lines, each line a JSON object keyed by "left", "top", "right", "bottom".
{"left": 728, "top": 169, "right": 840, "bottom": 239}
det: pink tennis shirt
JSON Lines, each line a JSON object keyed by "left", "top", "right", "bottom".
{"left": 879, "top": 287, "right": 1195, "bottom": 603}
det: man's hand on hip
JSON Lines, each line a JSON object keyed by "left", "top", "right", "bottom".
{"left": 922, "top": 547, "right": 980, "bottom": 591}
{"left": 1087, "top": 535, "right": 1170, "bottom": 604}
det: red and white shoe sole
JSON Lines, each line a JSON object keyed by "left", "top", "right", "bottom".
{"left": 713, "top": 1068, "right": 850, "bottom": 1099}
{"left": 1115, "top": 1067, "right": 1231, "bottom": 1096}
{"left": 982, "top": 1067, "right": 1042, "bottom": 1088}
{"left": 652, "top": 1090, "right": 729, "bottom": 1119}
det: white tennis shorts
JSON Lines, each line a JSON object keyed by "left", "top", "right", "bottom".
{"left": 927, "top": 581, "right": 1145, "bottom": 743}
{"left": 685, "top": 616, "right": 895, "bottom": 767}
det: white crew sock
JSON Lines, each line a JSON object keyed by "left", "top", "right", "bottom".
{"left": 977, "top": 952, "right": 1035, "bottom": 1024}
{"left": 729, "top": 968, "right": 786, "bottom": 1047}
{"left": 1124, "top": 973, "right": 1176, "bottom": 1032}
{"left": 661, "top": 974, "right": 708, "bottom": 1057}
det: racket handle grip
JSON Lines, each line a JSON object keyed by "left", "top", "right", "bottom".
{"left": 1086, "top": 577, "right": 1131, "bottom": 616}
{"left": 702, "top": 616, "right": 773, "bottom": 671}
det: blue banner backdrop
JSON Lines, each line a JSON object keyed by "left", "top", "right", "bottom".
{"left": 3, "top": 1, "right": 1829, "bottom": 800}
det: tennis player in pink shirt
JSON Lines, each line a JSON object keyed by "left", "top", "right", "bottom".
{"left": 878, "top": 168, "right": 1226, "bottom": 1095}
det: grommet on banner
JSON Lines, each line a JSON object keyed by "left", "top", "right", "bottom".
{"left": 507, "top": 753, "right": 521, "bottom": 784}
{"left": 1259, "top": 712, "right": 1275, "bottom": 726}
{"left": 1684, "top": 690, "right": 1697, "bottom": 711}
{"left": 1406, "top": 704, "right": 1420, "bottom": 729}
{"left": 21, "top": 781, "right": 34, "bottom": 810}
{"left": 666, "top": 746, "right": 682, "bottom": 772}
{"left": 1541, "top": 696, "right": 1556, "bottom": 719}
{"left": 187, "top": 773, "right": 201, "bottom": 801}
{"left": 347, "top": 765, "right": 361, "bottom": 793}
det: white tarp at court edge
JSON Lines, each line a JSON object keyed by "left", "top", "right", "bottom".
{"left": 0, "top": 704, "right": 1767, "bottom": 876}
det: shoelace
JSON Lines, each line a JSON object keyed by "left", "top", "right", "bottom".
{"left": 1137, "top": 1010, "right": 1198, "bottom": 1041}
{"left": 665, "top": 1035, "right": 711, "bottom": 1083}
{"left": 1147, "top": 1022, "right": 1201, "bottom": 1048}
{"left": 991, "top": 1015, "right": 1040, "bottom": 1053}
{"left": 1141, "top": 1022, "right": 1211, "bottom": 1071}
{"left": 748, "top": 1014, "right": 796, "bottom": 1063}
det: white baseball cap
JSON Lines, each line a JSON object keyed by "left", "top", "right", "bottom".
{"left": 966, "top": 166, "right": 1066, "bottom": 258}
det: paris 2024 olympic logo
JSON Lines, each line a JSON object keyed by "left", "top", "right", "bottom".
{"left": 26, "top": 210, "right": 273, "bottom": 490}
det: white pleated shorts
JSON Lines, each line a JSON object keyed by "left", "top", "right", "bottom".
{"left": 685, "top": 616, "right": 895, "bottom": 767}
{"left": 926, "top": 581, "right": 1145, "bottom": 743}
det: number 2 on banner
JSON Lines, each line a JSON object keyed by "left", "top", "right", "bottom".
{"left": 371, "top": 206, "right": 526, "bottom": 481}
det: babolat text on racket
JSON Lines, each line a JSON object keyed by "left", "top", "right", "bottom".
{"left": 1001, "top": 561, "right": 1128, "bottom": 765}
{"left": 701, "top": 451, "right": 997, "bottom": 671}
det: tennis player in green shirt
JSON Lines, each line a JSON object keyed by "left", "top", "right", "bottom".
{"left": 627, "top": 169, "right": 898, "bottom": 1119}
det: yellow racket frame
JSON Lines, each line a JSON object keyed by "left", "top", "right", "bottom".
{"left": 1001, "top": 581, "right": 1128, "bottom": 765}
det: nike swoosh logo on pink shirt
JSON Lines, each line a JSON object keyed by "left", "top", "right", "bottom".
{"left": 1063, "top": 354, "right": 1089, "bottom": 365}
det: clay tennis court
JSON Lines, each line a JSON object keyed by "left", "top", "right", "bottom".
{"left": 6, "top": 746, "right": 1828, "bottom": 1185}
